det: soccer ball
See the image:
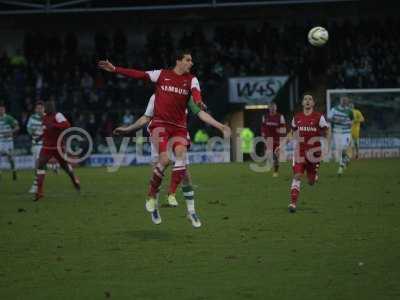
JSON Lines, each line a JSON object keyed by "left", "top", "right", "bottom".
{"left": 308, "top": 26, "right": 329, "bottom": 46}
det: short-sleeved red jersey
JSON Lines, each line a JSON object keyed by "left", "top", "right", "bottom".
{"left": 149, "top": 69, "right": 199, "bottom": 129}
{"left": 115, "top": 67, "right": 201, "bottom": 129}
{"left": 261, "top": 110, "right": 286, "bottom": 141}
{"left": 42, "top": 112, "right": 71, "bottom": 149}
{"left": 291, "top": 111, "right": 329, "bottom": 160}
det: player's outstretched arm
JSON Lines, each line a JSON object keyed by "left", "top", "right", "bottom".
{"left": 113, "top": 116, "right": 151, "bottom": 135}
{"left": 98, "top": 60, "right": 116, "bottom": 72}
{"left": 97, "top": 60, "right": 152, "bottom": 81}
{"left": 197, "top": 111, "right": 231, "bottom": 138}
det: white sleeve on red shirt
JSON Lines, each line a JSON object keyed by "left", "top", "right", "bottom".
{"left": 191, "top": 77, "right": 201, "bottom": 91}
{"left": 319, "top": 115, "right": 329, "bottom": 128}
{"left": 190, "top": 76, "right": 202, "bottom": 104}
{"left": 280, "top": 115, "right": 286, "bottom": 124}
{"left": 145, "top": 70, "right": 162, "bottom": 83}
{"left": 55, "top": 113, "right": 67, "bottom": 123}
{"left": 291, "top": 118, "right": 297, "bottom": 130}
{"left": 144, "top": 94, "right": 155, "bottom": 117}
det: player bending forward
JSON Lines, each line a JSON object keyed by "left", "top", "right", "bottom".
{"left": 114, "top": 95, "right": 230, "bottom": 227}
{"left": 99, "top": 50, "right": 211, "bottom": 225}
{"left": 277, "top": 94, "right": 330, "bottom": 213}
{"left": 33, "top": 101, "right": 80, "bottom": 201}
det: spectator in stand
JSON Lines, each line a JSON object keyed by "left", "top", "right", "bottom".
{"left": 86, "top": 113, "right": 98, "bottom": 139}
{"left": 99, "top": 113, "right": 113, "bottom": 138}
{"left": 81, "top": 72, "right": 94, "bottom": 96}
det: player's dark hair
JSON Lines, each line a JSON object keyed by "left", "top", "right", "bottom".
{"left": 36, "top": 100, "right": 44, "bottom": 106}
{"left": 174, "top": 49, "right": 192, "bottom": 61}
{"left": 0, "top": 101, "right": 5, "bottom": 107}
{"left": 301, "top": 92, "right": 315, "bottom": 101}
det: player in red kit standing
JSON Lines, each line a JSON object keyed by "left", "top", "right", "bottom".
{"left": 34, "top": 101, "right": 80, "bottom": 201}
{"left": 98, "top": 50, "right": 205, "bottom": 224}
{"left": 277, "top": 94, "right": 330, "bottom": 213}
{"left": 261, "top": 102, "right": 286, "bottom": 177}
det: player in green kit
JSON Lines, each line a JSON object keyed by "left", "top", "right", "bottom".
{"left": 0, "top": 103, "right": 19, "bottom": 180}
{"left": 327, "top": 96, "right": 354, "bottom": 175}
{"left": 27, "top": 101, "right": 45, "bottom": 193}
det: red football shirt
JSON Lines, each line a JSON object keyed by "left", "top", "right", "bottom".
{"left": 42, "top": 112, "right": 71, "bottom": 149}
{"left": 261, "top": 110, "right": 286, "bottom": 142}
{"left": 291, "top": 111, "right": 329, "bottom": 161}
{"left": 115, "top": 67, "right": 202, "bottom": 129}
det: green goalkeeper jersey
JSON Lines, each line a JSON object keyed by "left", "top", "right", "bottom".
{"left": 0, "top": 114, "right": 18, "bottom": 143}
{"left": 27, "top": 113, "right": 44, "bottom": 146}
{"left": 328, "top": 105, "right": 354, "bottom": 134}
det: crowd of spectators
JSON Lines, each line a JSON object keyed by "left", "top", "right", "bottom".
{"left": 0, "top": 17, "right": 399, "bottom": 152}
{"left": 326, "top": 18, "right": 400, "bottom": 89}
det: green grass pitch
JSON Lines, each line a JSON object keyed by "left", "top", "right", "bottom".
{"left": 0, "top": 159, "right": 399, "bottom": 300}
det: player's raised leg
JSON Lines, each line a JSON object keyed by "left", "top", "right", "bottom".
{"left": 147, "top": 152, "right": 168, "bottom": 211}
{"left": 149, "top": 144, "right": 163, "bottom": 224}
{"left": 146, "top": 152, "right": 168, "bottom": 224}
{"left": 166, "top": 146, "right": 178, "bottom": 207}
{"left": 168, "top": 144, "right": 187, "bottom": 200}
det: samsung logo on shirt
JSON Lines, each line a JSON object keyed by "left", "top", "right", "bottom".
{"left": 299, "top": 126, "right": 317, "bottom": 132}
{"left": 161, "top": 85, "right": 189, "bottom": 95}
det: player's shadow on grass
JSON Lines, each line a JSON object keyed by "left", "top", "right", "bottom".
{"left": 125, "top": 229, "right": 172, "bottom": 241}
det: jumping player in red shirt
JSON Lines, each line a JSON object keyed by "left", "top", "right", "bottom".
{"left": 98, "top": 50, "right": 205, "bottom": 219}
{"left": 277, "top": 94, "right": 330, "bottom": 213}
{"left": 261, "top": 102, "right": 286, "bottom": 177}
{"left": 34, "top": 101, "right": 80, "bottom": 201}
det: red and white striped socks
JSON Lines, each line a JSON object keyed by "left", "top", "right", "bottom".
{"left": 168, "top": 160, "right": 186, "bottom": 195}
{"left": 148, "top": 163, "right": 165, "bottom": 198}
{"left": 290, "top": 178, "right": 301, "bottom": 205}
